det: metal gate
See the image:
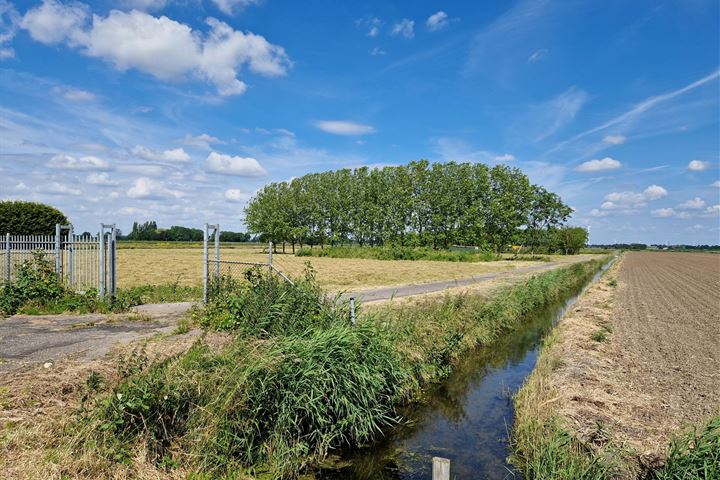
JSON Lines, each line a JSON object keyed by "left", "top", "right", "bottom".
{"left": 202, "top": 223, "right": 292, "bottom": 303}
{"left": 0, "top": 223, "right": 118, "bottom": 298}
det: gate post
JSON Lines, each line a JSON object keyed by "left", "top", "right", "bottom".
{"left": 55, "top": 223, "right": 61, "bottom": 275}
{"left": 109, "top": 226, "right": 117, "bottom": 300}
{"left": 99, "top": 224, "right": 105, "bottom": 299}
{"left": 68, "top": 225, "right": 74, "bottom": 287}
{"left": 214, "top": 225, "right": 220, "bottom": 284}
{"left": 203, "top": 223, "right": 209, "bottom": 304}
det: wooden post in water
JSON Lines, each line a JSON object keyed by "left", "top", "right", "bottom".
{"left": 432, "top": 457, "right": 450, "bottom": 480}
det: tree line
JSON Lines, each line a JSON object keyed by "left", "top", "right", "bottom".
{"left": 125, "top": 221, "right": 253, "bottom": 242}
{"left": 245, "top": 160, "right": 586, "bottom": 253}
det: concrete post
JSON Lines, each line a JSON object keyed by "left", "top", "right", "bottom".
{"left": 214, "top": 224, "right": 220, "bottom": 283}
{"left": 350, "top": 297, "right": 356, "bottom": 326}
{"left": 432, "top": 457, "right": 450, "bottom": 480}
{"left": 68, "top": 225, "right": 74, "bottom": 287}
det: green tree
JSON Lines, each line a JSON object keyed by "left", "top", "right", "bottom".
{"left": 0, "top": 201, "right": 68, "bottom": 235}
{"left": 524, "top": 186, "right": 572, "bottom": 256}
{"left": 552, "top": 226, "right": 588, "bottom": 254}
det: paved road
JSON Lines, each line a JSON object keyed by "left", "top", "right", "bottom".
{"left": 342, "top": 262, "right": 562, "bottom": 303}
{"left": 0, "top": 302, "right": 194, "bottom": 373}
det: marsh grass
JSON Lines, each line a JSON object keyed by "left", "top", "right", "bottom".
{"left": 72, "top": 257, "right": 609, "bottom": 478}
{"left": 651, "top": 416, "right": 720, "bottom": 480}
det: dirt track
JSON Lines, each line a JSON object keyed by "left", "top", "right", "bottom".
{"left": 551, "top": 252, "right": 720, "bottom": 463}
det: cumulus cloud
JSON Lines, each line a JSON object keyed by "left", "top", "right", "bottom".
{"left": 688, "top": 160, "right": 709, "bottom": 171}
{"left": 642, "top": 184, "right": 668, "bottom": 200}
{"left": 127, "top": 177, "right": 183, "bottom": 199}
{"left": 314, "top": 120, "right": 375, "bottom": 136}
{"left": 205, "top": 151, "right": 266, "bottom": 176}
{"left": 705, "top": 204, "right": 720, "bottom": 216}
{"left": 677, "top": 197, "right": 706, "bottom": 210}
{"left": 20, "top": 4, "right": 290, "bottom": 96}
{"left": 603, "top": 134, "right": 626, "bottom": 145}
{"left": 180, "top": 133, "right": 224, "bottom": 150}
{"left": 651, "top": 208, "right": 675, "bottom": 218}
{"left": 224, "top": 188, "right": 250, "bottom": 202}
{"left": 575, "top": 157, "right": 621, "bottom": 172}
{"left": 47, "top": 154, "right": 110, "bottom": 170}
{"left": 391, "top": 19, "right": 414, "bottom": 39}
{"left": 0, "top": 0, "right": 20, "bottom": 60}
{"left": 132, "top": 145, "right": 191, "bottom": 163}
{"left": 86, "top": 172, "right": 118, "bottom": 186}
{"left": 426, "top": 11, "right": 449, "bottom": 31}
{"left": 370, "top": 47, "right": 386, "bottom": 56}
{"left": 598, "top": 184, "right": 667, "bottom": 215}
{"left": 53, "top": 86, "right": 95, "bottom": 101}
{"left": 211, "top": 0, "right": 262, "bottom": 16}
{"left": 494, "top": 153, "right": 515, "bottom": 162}
{"left": 712, "top": 180, "right": 720, "bottom": 188}
{"left": 40, "top": 181, "right": 82, "bottom": 196}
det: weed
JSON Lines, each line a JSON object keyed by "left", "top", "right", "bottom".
{"left": 651, "top": 416, "right": 720, "bottom": 480}
{"left": 590, "top": 330, "right": 608, "bottom": 343}
{"left": 608, "top": 279, "right": 617, "bottom": 287}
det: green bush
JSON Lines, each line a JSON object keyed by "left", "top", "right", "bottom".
{"left": 0, "top": 200, "right": 68, "bottom": 235}
{"left": 0, "top": 251, "right": 66, "bottom": 315}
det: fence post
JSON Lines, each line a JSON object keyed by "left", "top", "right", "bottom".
{"left": 203, "top": 223, "right": 209, "bottom": 304}
{"left": 214, "top": 224, "right": 220, "bottom": 284}
{"left": 432, "top": 457, "right": 450, "bottom": 480}
{"left": 109, "top": 226, "right": 117, "bottom": 300}
{"left": 55, "top": 223, "right": 61, "bottom": 275}
{"left": 4, "top": 233, "right": 9, "bottom": 282}
{"left": 99, "top": 225, "right": 105, "bottom": 299}
{"left": 350, "top": 297, "right": 356, "bottom": 326}
{"left": 68, "top": 225, "right": 74, "bottom": 288}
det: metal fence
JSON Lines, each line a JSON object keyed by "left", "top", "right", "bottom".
{"left": 203, "top": 223, "right": 292, "bottom": 303}
{"left": 1, "top": 223, "right": 118, "bottom": 298}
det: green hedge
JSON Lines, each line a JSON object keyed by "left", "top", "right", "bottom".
{"left": 0, "top": 201, "right": 68, "bottom": 235}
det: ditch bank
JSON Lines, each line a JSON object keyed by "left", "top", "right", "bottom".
{"left": 53, "top": 257, "right": 611, "bottom": 479}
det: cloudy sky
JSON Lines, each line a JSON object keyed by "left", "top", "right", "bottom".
{"left": 0, "top": 0, "right": 718, "bottom": 244}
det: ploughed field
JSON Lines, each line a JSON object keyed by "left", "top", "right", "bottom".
{"left": 116, "top": 244, "right": 591, "bottom": 290}
{"left": 609, "top": 252, "right": 720, "bottom": 449}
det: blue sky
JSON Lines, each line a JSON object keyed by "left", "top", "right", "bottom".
{"left": 0, "top": 0, "right": 718, "bottom": 244}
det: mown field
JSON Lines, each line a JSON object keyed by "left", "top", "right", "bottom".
{"left": 116, "top": 242, "right": 596, "bottom": 291}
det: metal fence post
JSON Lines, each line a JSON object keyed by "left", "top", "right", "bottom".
{"left": 5, "top": 233, "right": 9, "bottom": 282}
{"left": 55, "top": 223, "right": 61, "bottom": 275}
{"left": 214, "top": 224, "right": 220, "bottom": 284}
{"left": 109, "top": 225, "right": 117, "bottom": 300}
{"left": 99, "top": 225, "right": 105, "bottom": 299}
{"left": 203, "top": 223, "right": 209, "bottom": 304}
{"left": 350, "top": 297, "right": 356, "bottom": 326}
{"left": 268, "top": 240, "right": 273, "bottom": 275}
{"left": 68, "top": 225, "right": 74, "bottom": 287}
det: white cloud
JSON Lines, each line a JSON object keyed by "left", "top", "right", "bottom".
{"left": 224, "top": 188, "right": 250, "bottom": 202}
{"left": 132, "top": 145, "right": 191, "bottom": 163}
{"left": 47, "top": 154, "right": 110, "bottom": 170}
{"left": 370, "top": 47, "right": 386, "bottom": 56}
{"left": 20, "top": 0, "right": 88, "bottom": 45}
{"left": 426, "top": 11, "right": 449, "bottom": 31}
{"left": 677, "top": 197, "right": 706, "bottom": 210}
{"left": 86, "top": 172, "right": 118, "bottom": 186}
{"left": 603, "top": 134, "right": 626, "bottom": 145}
{"left": 527, "top": 48, "right": 547, "bottom": 63}
{"left": 0, "top": 0, "right": 20, "bottom": 60}
{"left": 127, "top": 176, "right": 183, "bottom": 199}
{"left": 118, "top": 206, "right": 148, "bottom": 216}
{"left": 211, "top": 0, "right": 262, "bottom": 16}
{"left": 643, "top": 184, "right": 668, "bottom": 200}
{"left": 494, "top": 153, "right": 515, "bottom": 162}
{"left": 180, "top": 133, "right": 224, "bottom": 150}
{"left": 711, "top": 180, "right": 720, "bottom": 188}
{"left": 652, "top": 208, "right": 676, "bottom": 218}
{"left": 314, "top": 120, "right": 375, "bottom": 136}
{"left": 704, "top": 205, "right": 720, "bottom": 216}
{"left": 205, "top": 151, "right": 266, "bottom": 176}
{"left": 41, "top": 181, "right": 82, "bottom": 196}
{"left": 391, "top": 19, "right": 414, "bottom": 39}
{"left": 21, "top": 6, "right": 290, "bottom": 96}
{"left": 54, "top": 86, "right": 95, "bottom": 101}
{"left": 576, "top": 157, "right": 621, "bottom": 172}
{"left": 537, "top": 87, "right": 588, "bottom": 140}
{"left": 688, "top": 160, "right": 710, "bottom": 171}
{"left": 117, "top": 163, "right": 166, "bottom": 176}
{"left": 356, "top": 17, "right": 382, "bottom": 37}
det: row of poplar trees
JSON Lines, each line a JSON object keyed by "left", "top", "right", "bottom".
{"left": 245, "top": 161, "right": 573, "bottom": 253}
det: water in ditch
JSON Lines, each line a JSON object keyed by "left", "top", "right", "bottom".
{"left": 319, "top": 261, "right": 613, "bottom": 480}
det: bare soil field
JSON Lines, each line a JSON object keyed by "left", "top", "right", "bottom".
{"left": 117, "top": 246, "right": 596, "bottom": 290}
{"left": 542, "top": 252, "right": 720, "bottom": 469}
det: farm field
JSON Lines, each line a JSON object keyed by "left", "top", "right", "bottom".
{"left": 514, "top": 251, "right": 720, "bottom": 477}
{"left": 117, "top": 244, "right": 599, "bottom": 290}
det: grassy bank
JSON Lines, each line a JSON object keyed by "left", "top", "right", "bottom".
{"left": 67, "top": 257, "right": 608, "bottom": 478}
{"left": 296, "top": 245, "right": 551, "bottom": 262}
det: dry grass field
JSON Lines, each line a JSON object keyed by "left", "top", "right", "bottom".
{"left": 117, "top": 244, "right": 596, "bottom": 290}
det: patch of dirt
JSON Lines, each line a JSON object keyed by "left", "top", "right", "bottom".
{"left": 549, "top": 252, "right": 720, "bottom": 467}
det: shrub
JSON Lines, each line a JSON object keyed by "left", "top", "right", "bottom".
{"left": 0, "top": 251, "right": 66, "bottom": 315}
{"left": 0, "top": 201, "right": 68, "bottom": 235}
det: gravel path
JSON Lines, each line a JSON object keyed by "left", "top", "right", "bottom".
{"left": 0, "top": 302, "right": 194, "bottom": 373}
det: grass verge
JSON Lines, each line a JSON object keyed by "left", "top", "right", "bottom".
{"left": 296, "top": 245, "right": 551, "bottom": 263}
{"left": 66, "top": 258, "right": 608, "bottom": 478}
